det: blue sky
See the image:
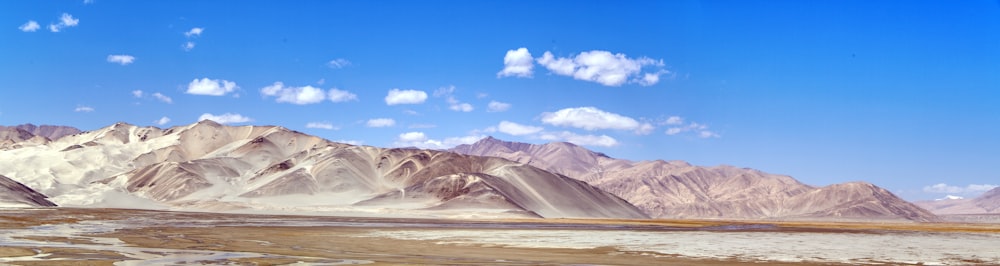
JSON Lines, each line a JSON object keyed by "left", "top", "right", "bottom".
{"left": 2, "top": 1, "right": 999, "bottom": 200}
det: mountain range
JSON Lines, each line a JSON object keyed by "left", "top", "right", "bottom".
{"left": 0, "top": 121, "right": 645, "bottom": 219}
{"left": 915, "top": 187, "right": 1000, "bottom": 215}
{"left": 452, "top": 137, "right": 937, "bottom": 221}
{"left": 0, "top": 122, "right": 952, "bottom": 221}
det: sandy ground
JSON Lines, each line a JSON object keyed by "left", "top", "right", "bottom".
{"left": 1, "top": 208, "right": 999, "bottom": 265}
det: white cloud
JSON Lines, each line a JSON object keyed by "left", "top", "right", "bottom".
{"left": 48, "top": 13, "right": 79, "bottom": 32}
{"left": 397, "top": 131, "right": 427, "bottom": 142}
{"left": 131, "top": 90, "right": 144, "bottom": 98}
{"left": 83, "top": 0, "right": 95, "bottom": 4}
{"left": 152, "top": 92, "right": 173, "bottom": 104}
{"left": 334, "top": 140, "right": 363, "bottom": 145}
{"left": 450, "top": 102, "right": 473, "bottom": 112}
{"left": 19, "top": 21, "right": 40, "bottom": 32}
{"left": 638, "top": 70, "right": 670, "bottom": 86}
{"left": 185, "top": 27, "right": 203, "bottom": 37}
{"left": 923, "top": 183, "right": 998, "bottom": 195}
{"left": 74, "top": 105, "right": 94, "bottom": 112}
{"left": 198, "top": 113, "right": 252, "bottom": 124}
{"left": 487, "top": 101, "right": 511, "bottom": 112}
{"left": 154, "top": 116, "right": 171, "bottom": 126}
{"left": 635, "top": 123, "right": 655, "bottom": 135}
{"left": 538, "top": 131, "right": 618, "bottom": 147}
{"left": 260, "top": 82, "right": 326, "bottom": 105}
{"left": 328, "top": 88, "right": 358, "bottom": 102}
{"left": 497, "top": 47, "right": 534, "bottom": 78}
{"left": 665, "top": 116, "right": 684, "bottom": 125}
{"left": 664, "top": 119, "right": 720, "bottom": 138}
{"left": 366, "top": 118, "right": 396, "bottom": 128}
{"left": 535, "top": 50, "right": 665, "bottom": 86}
{"left": 316, "top": 78, "right": 325, "bottom": 85}
{"left": 106, "top": 54, "right": 135, "bottom": 65}
{"left": 183, "top": 42, "right": 196, "bottom": 51}
{"left": 698, "top": 130, "right": 720, "bottom": 138}
{"left": 497, "top": 121, "right": 543, "bottom": 136}
{"left": 328, "top": 58, "right": 351, "bottom": 69}
{"left": 385, "top": 89, "right": 428, "bottom": 105}
{"left": 392, "top": 131, "right": 484, "bottom": 149}
{"left": 187, "top": 78, "right": 238, "bottom": 96}
{"left": 540, "top": 106, "right": 652, "bottom": 134}
{"left": 306, "top": 122, "right": 338, "bottom": 130}
{"left": 408, "top": 123, "right": 436, "bottom": 129}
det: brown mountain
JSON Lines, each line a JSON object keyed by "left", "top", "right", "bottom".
{"left": 0, "top": 121, "right": 646, "bottom": 219}
{"left": 0, "top": 174, "right": 56, "bottom": 207}
{"left": 451, "top": 137, "right": 937, "bottom": 222}
{"left": 0, "top": 124, "right": 81, "bottom": 140}
{"left": 916, "top": 187, "right": 1000, "bottom": 215}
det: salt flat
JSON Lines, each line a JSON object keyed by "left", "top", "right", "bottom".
{"left": 1, "top": 208, "right": 998, "bottom": 265}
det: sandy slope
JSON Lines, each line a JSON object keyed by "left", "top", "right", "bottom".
{"left": 0, "top": 121, "right": 646, "bottom": 219}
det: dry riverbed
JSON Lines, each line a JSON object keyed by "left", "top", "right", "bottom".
{"left": 1, "top": 208, "right": 999, "bottom": 265}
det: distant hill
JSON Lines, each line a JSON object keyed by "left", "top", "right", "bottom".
{"left": 452, "top": 137, "right": 937, "bottom": 222}
{"left": 0, "top": 124, "right": 80, "bottom": 140}
{"left": 916, "top": 187, "right": 1000, "bottom": 215}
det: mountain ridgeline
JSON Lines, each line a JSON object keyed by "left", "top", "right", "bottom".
{"left": 0, "top": 122, "right": 939, "bottom": 221}
{"left": 0, "top": 121, "right": 645, "bottom": 219}
{"left": 451, "top": 137, "right": 938, "bottom": 222}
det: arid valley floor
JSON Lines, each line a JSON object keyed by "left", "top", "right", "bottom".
{"left": 1, "top": 208, "right": 998, "bottom": 265}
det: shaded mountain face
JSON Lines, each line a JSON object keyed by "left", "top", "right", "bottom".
{"left": 451, "top": 137, "right": 937, "bottom": 222}
{"left": 0, "top": 174, "right": 56, "bottom": 207}
{"left": 916, "top": 187, "right": 1000, "bottom": 215}
{"left": 0, "top": 124, "right": 81, "bottom": 140}
{"left": 0, "top": 121, "right": 646, "bottom": 219}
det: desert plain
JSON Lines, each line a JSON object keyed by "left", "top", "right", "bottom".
{"left": 1, "top": 208, "right": 998, "bottom": 265}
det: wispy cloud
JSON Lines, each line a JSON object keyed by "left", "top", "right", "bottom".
{"left": 366, "top": 118, "right": 396, "bottom": 128}
{"left": 198, "top": 113, "right": 251, "bottom": 124}
{"left": 152, "top": 92, "right": 172, "bottom": 104}
{"left": 186, "top": 78, "right": 238, "bottom": 96}
{"left": 74, "top": 105, "right": 94, "bottom": 112}
{"left": 327, "top": 58, "right": 351, "bottom": 69}
{"left": 106, "top": 54, "right": 136, "bottom": 65}
{"left": 181, "top": 27, "right": 202, "bottom": 51}
{"left": 185, "top": 27, "right": 203, "bottom": 37}
{"left": 305, "top": 122, "right": 338, "bottom": 130}
{"left": 497, "top": 47, "right": 533, "bottom": 78}
{"left": 154, "top": 116, "right": 171, "bottom": 126}
{"left": 433, "top": 86, "right": 473, "bottom": 112}
{"left": 48, "top": 13, "right": 79, "bottom": 32}
{"left": 385, "top": 89, "right": 427, "bottom": 105}
{"left": 328, "top": 88, "right": 359, "bottom": 102}
{"left": 487, "top": 101, "right": 511, "bottom": 112}
{"left": 663, "top": 116, "right": 719, "bottom": 138}
{"left": 18, "top": 21, "right": 40, "bottom": 32}
{"left": 923, "top": 183, "right": 997, "bottom": 195}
